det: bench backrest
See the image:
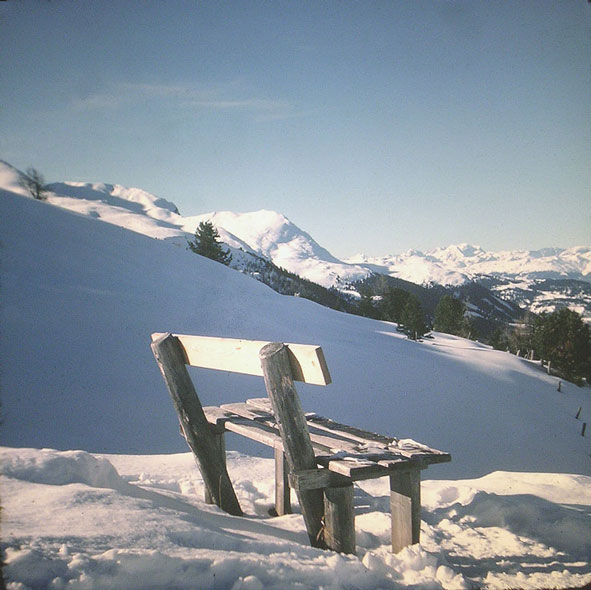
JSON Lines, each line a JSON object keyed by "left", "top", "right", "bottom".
{"left": 151, "top": 333, "right": 332, "bottom": 386}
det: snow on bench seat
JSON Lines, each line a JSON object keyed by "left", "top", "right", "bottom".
{"left": 203, "top": 398, "right": 450, "bottom": 482}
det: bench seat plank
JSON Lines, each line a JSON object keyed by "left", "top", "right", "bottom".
{"left": 319, "top": 458, "right": 390, "bottom": 480}
{"left": 205, "top": 405, "right": 334, "bottom": 454}
{"left": 221, "top": 402, "right": 362, "bottom": 454}
{"left": 203, "top": 406, "right": 284, "bottom": 449}
{"left": 205, "top": 404, "right": 450, "bottom": 480}
{"left": 245, "top": 398, "right": 450, "bottom": 467}
{"left": 248, "top": 398, "right": 396, "bottom": 447}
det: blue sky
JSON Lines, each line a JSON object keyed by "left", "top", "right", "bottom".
{"left": 2, "top": 1, "right": 589, "bottom": 257}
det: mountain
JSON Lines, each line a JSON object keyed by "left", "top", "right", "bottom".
{"left": 2, "top": 160, "right": 589, "bottom": 323}
{"left": 189, "top": 210, "right": 369, "bottom": 288}
{"left": 349, "top": 245, "right": 591, "bottom": 321}
{"left": 348, "top": 244, "right": 591, "bottom": 286}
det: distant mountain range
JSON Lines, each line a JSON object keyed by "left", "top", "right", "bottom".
{"left": 2, "top": 159, "right": 589, "bottom": 324}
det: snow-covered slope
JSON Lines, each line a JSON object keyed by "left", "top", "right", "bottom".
{"left": 2, "top": 177, "right": 591, "bottom": 590}
{"left": 1, "top": 185, "right": 590, "bottom": 480}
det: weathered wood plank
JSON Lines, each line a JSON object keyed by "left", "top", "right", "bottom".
{"left": 274, "top": 449, "right": 291, "bottom": 516}
{"left": 205, "top": 405, "right": 335, "bottom": 454}
{"left": 150, "top": 333, "right": 242, "bottom": 516}
{"left": 202, "top": 405, "right": 239, "bottom": 427}
{"left": 324, "top": 485, "right": 356, "bottom": 555}
{"left": 151, "top": 333, "right": 331, "bottom": 386}
{"left": 260, "top": 342, "right": 327, "bottom": 550}
{"left": 288, "top": 468, "right": 351, "bottom": 491}
{"left": 319, "top": 458, "right": 390, "bottom": 480}
{"left": 220, "top": 402, "right": 277, "bottom": 424}
{"left": 393, "top": 439, "right": 450, "bottom": 456}
{"left": 203, "top": 407, "right": 285, "bottom": 448}
{"left": 308, "top": 415, "right": 396, "bottom": 447}
{"left": 220, "top": 402, "right": 347, "bottom": 453}
{"left": 206, "top": 403, "right": 449, "bottom": 472}
{"left": 204, "top": 432, "right": 226, "bottom": 504}
{"left": 390, "top": 469, "right": 421, "bottom": 553}
{"left": 247, "top": 398, "right": 451, "bottom": 467}
{"left": 248, "top": 398, "right": 396, "bottom": 448}
{"left": 306, "top": 424, "right": 366, "bottom": 453}
{"left": 245, "top": 397, "right": 274, "bottom": 412}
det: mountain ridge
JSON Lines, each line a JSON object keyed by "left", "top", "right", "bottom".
{"left": 1, "top": 160, "right": 588, "bottom": 320}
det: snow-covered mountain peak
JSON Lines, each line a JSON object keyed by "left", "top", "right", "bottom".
{"left": 433, "top": 243, "right": 486, "bottom": 261}
{"left": 187, "top": 209, "right": 370, "bottom": 287}
{"left": 191, "top": 209, "right": 303, "bottom": 256}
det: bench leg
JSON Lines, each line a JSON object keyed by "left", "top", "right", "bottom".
{"left": 204, "top": 432, "right": 226, "bottom": 504}
{"left": 323, "top": 484, "right": 356, "bottom": 555}
{"left": 390, "top": 469, "right": 421, "bottom": 553}
{"left": 274, "top": 448, "right": 292, "bottom": 515}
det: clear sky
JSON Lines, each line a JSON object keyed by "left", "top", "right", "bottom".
{"left": 2, "top": 1, "right": 590, "bottom": 257}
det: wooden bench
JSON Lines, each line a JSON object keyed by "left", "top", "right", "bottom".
{"left": 151, "top": 332, "right": 451, "bottom": 555}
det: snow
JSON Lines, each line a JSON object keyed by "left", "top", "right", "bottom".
{"left": 2, "top": 185, "right": 590, "bottom": 476}
{"left": 2, "top": 447, "right": 590, "bottom": 589}
{"left": 1, "top": 163, "right": 591, "bottom": 588}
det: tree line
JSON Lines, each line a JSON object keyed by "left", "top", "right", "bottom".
{"left": 490, "top": 309, "right": 591, "bottom": 385}
{"left": 355, "top": 285, "right": 474, "bottom": 342}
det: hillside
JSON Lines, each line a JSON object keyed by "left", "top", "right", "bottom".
{"left": 2, "top": 185, "right": 591, "bottom": 590}
{"left": 1, "top": 186, "right": 590, "bottom": 479}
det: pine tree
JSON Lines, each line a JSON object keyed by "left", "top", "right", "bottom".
{"left": 378, "top": 287, "right": 411, "bottom": 323}
{"left": 188, "top": 221, "right": 232, "bottom": 266}
{"left": 357, "top": 287, "right": 379, "bottom": 319}
{"left": 531, "top": 308, "right": 591, "bottom": 383}
{"left": 433, "top": 295, "right": 466, "bottom": 336}
{"left": 400, "top": 294, "right": 428, "bottom": 340}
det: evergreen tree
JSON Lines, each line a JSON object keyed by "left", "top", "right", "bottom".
{"left": 490, "top": 327, "right": 510, "bottom": 351}
{"left": 531, "top": 308, "right": 591, "bottom": 383}
{"left": 400, "top": 294, "right": 428, "bottom": 340}
{"left": 356, "top": 286, "right": 379, "bottom": 319}
{"left": 19, "top": 167, "right": 48, "bottom": 200}
{"left": 378, "top": 287, "right": 411, "bottom": 323}
{"left": 188, "top": 221, "right": 232, "bottom": 265}
{"left": 433, "top": 295, "right": 466, "bottom": 336}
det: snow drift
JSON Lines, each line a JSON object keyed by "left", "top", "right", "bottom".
{"left": 2, "top": 447, "right": 590, "bottom": 589}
